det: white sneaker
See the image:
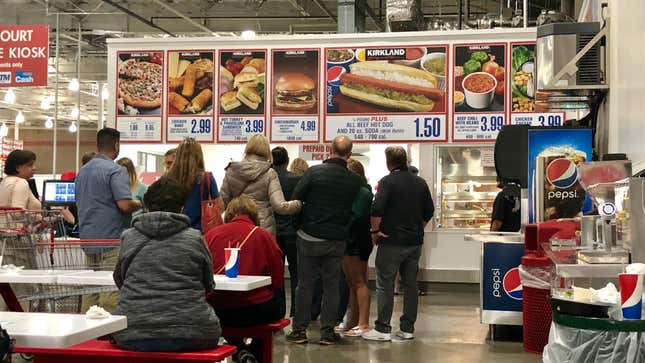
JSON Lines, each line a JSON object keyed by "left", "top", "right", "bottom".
{"left": 395, "top": 330, "right": 414, "bottom": 340}
{"left": 361, "top": 329, "right": 391, "bottom": 341}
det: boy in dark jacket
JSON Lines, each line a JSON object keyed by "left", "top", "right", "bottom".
{"left": 112, "top": 176, "right": 221, "bottom": 352}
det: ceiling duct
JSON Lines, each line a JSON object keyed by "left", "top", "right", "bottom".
{"left": 386, "top": 0, "right": 424, "bottom": 32}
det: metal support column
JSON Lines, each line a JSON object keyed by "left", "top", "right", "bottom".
{"left": 75, "top": 21, "right": 81, "bottom": 172}
{"left": 338, "top": 0, "right": 365, "bottom": 33}
{"left": 52, "top": 13, "right": 60, "bottom": 178}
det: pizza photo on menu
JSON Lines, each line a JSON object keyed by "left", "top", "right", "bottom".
{"left": 117, "top": 52, "right": 163, "bottom": 116}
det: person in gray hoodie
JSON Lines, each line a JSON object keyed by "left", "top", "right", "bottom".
{"left": 112, "top": 176, "right": 221, "bottom": 352}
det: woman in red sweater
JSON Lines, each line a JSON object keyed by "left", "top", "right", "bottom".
{"left": 205, "top": 195, "right": 285, "bottom": 326}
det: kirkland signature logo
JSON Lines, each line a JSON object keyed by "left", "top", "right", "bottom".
{"left": 15, "top": 71, "right": 33, "bottom": 84}
{"left": 0, "top": 72, "right": 10, "bottom": 84}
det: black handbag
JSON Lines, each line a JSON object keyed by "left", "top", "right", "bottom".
{"left": 0, "top": 324, "right": 14, "bottom": 363}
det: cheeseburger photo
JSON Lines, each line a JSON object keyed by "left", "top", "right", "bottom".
{"left": 338, "top": 61, "right": 444, "bottom": 112}
{"left": 274, "top": 73, "right": 317, "bottom": 113}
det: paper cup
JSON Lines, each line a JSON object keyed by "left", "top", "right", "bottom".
{"left": 224, "top": 248, "right": 240, "bottom": 278}
{"left": 619, "top": 273, "right": 643, "bottom": 319}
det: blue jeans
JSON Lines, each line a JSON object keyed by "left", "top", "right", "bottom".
{"left": 116, "top": 338, "right": 218, "bottom": 352}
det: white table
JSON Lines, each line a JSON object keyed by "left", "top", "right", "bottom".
{"left": 0, "top": 311, "right": 126, "bottom": 348}
{"left": 57, "top": 270, "right": 271, "bottom": 292}
{"left": 0, "top": 269, "right": 92, "bottom": 284}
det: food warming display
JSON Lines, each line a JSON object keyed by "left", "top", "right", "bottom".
{"left": 436, "top": 145, "right": 500, "bottom": 229}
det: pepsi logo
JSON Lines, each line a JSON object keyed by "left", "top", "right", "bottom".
{"left": 546, "top": 158, "right": 578, "bottom": 189}
{"left": 503, "top": 267, "right": 523, "bottom": 300}
{"left": 326, "top": 66, "right": 346, "bottom": 83}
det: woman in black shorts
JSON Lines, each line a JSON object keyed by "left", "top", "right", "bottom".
{"left": 342, "top": 159, "right": 374, "bottom": 337}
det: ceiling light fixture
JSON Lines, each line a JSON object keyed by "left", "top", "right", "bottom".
{"left": 40, "top": 96, "right": 51, "bottom": 110}
{"left": 0, "top": 123, "right": 7, "bottom": 138}
{"left": 4, "top": 89, "right": 15, "bottom": 104}
{"left": 70, "top": 107, "right": 80, "bottom": 119}
{"left": 241, "top": 30, "right": 256, "bottom": 39}
{"left": 69, "top": 122, "right": 77, "bottom": 133}
{"left": 101, "top": 84, "right": 109, "bottom": 100}
{"left": 15, "top": 111, "right": 25, "bottom": 124}
{"left": 45, "top": 117, "right": 54, "bottom": 129}
{"left": 68, "top": 78, "right": 80, "bottom": 92}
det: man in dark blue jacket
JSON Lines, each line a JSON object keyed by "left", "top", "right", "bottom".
{"left": 362, "top": 146, "right": 434, "bottom": 342}
{"left": 287, "top": 136, "right": 361, "bottom": 345}
{"left": 271, "top": 146, "right": 302, "bottom": 317}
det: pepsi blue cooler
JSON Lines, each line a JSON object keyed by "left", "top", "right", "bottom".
{"left": 479, "top": 236, "right": 525, "bottom": 326}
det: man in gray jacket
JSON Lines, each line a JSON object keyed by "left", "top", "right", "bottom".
{"left": 112, "top": 176, "right": 221, "bottom": 352}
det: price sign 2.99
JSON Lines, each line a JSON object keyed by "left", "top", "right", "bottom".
{"left": 167, "top": 116, "right": 214, "bottom": 142}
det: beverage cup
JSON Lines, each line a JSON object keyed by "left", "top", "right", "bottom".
{"left": 619, "top": 273, "right": 643, "bottom": 319}
{"left": 224, "top": 248, "right": 240, "bottom": 278}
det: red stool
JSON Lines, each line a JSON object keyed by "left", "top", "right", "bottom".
{"left": 13, "top": 339, "right": 236, "bottom": 363}
{"left": 222, "top": 318, "right": 290, "bottom": 363}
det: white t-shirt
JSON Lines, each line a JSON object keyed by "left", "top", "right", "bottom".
{"left": 0, "top": 176, "right": 41, "bottom": 210}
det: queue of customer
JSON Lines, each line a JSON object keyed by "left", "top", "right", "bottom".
{"left": 0, "top": 127, "right": 435, "bottom": 357}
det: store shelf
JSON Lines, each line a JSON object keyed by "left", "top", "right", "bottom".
{"left": 442, "top": 192, "right": 498, "bottom": 201}
{"left": 441, "top": 176, "right": 498, "bottom": 183}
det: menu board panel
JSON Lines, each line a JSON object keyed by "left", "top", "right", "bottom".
{"left": 116, "top": 51, "right": 164, "bottom": 142}
{"left": 324, "top": 45, "right": 448, "bottom": 142}
{"left": 452, "top": 43, "right": 507, "bottom": 142}
{"left": 509, "top": 42, "right": 566, "bottom": 126}
{"left": 217, "top": 50, "right": 267, "bottom": 143}
{"left": 166, "top": 50, "right": 215, "bottom": 142}
{"left": 270, "top": 49, "right": 320, "bottom": 143}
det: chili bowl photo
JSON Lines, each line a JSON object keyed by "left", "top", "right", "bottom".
{"left": 462, "top": 72, "right": 497, "bottom": 109}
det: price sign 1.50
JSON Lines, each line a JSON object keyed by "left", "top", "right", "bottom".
{"left": 414, "top": 117, "right": 442, "bottom": 138}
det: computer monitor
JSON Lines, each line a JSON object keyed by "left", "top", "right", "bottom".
{"left": 42, "top": 180, "right": 76, "bottom": 206}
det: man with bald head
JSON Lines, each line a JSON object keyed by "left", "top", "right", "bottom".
{"left": 287, "top": 136, "right": 362, "bottom": 345}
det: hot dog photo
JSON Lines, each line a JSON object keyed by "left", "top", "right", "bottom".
{"left": 167, "top": 51, "right": 214, "bottom": 116}
{"left": 219, "top": 50, "right": 266, "bottom": 115}
{"left": 271, "top": 49, "right": 319, "bottom": 115}
{"left": 453, "top": 44, "right": 506, "bottom": 113}
{"left": 325, "top": 46, "right": 447, "bottom": 114}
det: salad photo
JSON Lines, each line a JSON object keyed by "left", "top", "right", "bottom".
{"left": 454, "top": 44, "right": 506, "bottom": 112}
{"left": 511, "top": 44, "right": 536, "bottom": 113}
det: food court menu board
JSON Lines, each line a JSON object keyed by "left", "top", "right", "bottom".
{"left": 270, "top": 49, "right": 320, "bottom": 143}
{"left": 324, "top": 45, "right": 448, "bottom": 143}
{"left": 116, "top": 51, "right": 164, "bottom": 142}
{"left": 452, "top": 43, "right": 507, "bottom": 142}
{"left": 166, "top": 51, "right": 215, "bottom": 142}
{"left": 217, "top": 50, "right": 267, "bottom": 143}
{"left": 509, "top": 42, "right": 565, "bottom": 127}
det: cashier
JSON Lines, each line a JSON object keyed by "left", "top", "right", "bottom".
{"left": 490, "top": 178, "right": 521, "bottom": 232}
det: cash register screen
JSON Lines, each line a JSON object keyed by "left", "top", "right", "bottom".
{"left": 42, "top": 180, "right": 76, "bottom": 205}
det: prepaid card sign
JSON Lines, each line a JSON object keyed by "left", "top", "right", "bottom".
{"left": 324, "top": 45, "right": 448, "bottom": 142}
{"left": 167, "top": 51, "right": 215, "bottom": 142}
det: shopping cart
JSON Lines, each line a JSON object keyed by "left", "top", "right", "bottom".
{"left": 0, "top": 209, "right": 121, "bottom": 313}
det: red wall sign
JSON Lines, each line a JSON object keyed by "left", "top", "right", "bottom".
{"left": 0, "top": 25, "right": 49, "bottom": 87}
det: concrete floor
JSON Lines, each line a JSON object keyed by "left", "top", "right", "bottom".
{"left": 273, "top": 284, "right": 543, "bottom": 363}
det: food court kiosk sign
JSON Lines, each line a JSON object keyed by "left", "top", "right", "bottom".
{"left": 0, "top": 25, "right": 49, "bottom": 87}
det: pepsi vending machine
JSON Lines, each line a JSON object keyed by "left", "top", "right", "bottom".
{"left": 480, "top": 237, "right": 525, "bottom": 326}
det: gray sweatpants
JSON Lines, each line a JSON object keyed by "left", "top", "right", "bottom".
{"left": 374, "top": 243, "right": 422, "bottom": 334}
{"left": 293, "top": 237, "right": 345, "bottom": 337}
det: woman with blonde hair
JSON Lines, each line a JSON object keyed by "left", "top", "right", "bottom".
{"left": 289, "top": 157, "right": 309, "bottom": 176}
{"left": 168, "top": 138, "right": 223, "bottom": 232}
{"left": 117, "top": 157, "right": 147, "bottom": 218}
{"left": 220, "top": 134, "right": 301, "bottom": 235}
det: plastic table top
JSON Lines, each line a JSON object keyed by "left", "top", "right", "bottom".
{"left": 0, "top": 269, "right": 93, "bottom": 284}
{"left": 0, "top": 312, "right": 126, "bottom": 348}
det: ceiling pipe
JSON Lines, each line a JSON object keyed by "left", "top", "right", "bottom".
{"left": 99, "top": 0, "right": 176, "bottom": 37}
{"left": 312, "top": 0, "right": 337, "bottom": 22}
{"left": 357, "top": 1, "right": 385, "bottom": 31}
{"left": 149, "top": 0, "right": 216, "bottom": 35}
